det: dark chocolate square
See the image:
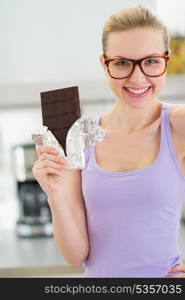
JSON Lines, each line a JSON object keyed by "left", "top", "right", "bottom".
{"left": 40, "top": 86, "right": 81, "bottom": 155}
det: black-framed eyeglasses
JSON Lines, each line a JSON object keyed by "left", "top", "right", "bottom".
{"left": 103, "top": 53, "right": 170, "bottom": 79}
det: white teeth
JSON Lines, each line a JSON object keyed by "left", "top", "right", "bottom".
{"left": 126, "top": 87, "right": 149, "bottom": 94}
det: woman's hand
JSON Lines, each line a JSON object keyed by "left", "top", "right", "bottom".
{"left": 166, "top": 263, "right": 185, "bottom": 278}
{"left": 32, "top": 145, "right": 68, "bottom": 200}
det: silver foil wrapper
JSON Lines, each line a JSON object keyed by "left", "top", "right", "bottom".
{"left": 32, "top": 115, "right": 105, "bottom": 169}
{"left": 32, "top": 126, "right": 66, "bottom": 158}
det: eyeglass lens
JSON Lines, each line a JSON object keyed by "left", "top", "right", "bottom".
{"left": 108, "top": 57, "right": 166, "bottom": 78}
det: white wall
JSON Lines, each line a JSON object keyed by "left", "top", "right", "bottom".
{"left": 0, "top": 0, "right": 156, "bottom": 84}
{"left": 156, "top": 0, "right": 185, "bottom": 35}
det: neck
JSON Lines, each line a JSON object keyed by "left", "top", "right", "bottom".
{"left": 102, "top": 98, "right": 163, "bottom": 134}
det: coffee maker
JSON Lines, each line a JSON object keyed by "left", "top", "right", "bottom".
{"left": 11, "top": 143, "right": 53, "bottom": 238}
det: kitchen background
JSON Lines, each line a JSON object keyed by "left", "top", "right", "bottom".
{"left": 0, "top": 0, "right": 185, "bottom": 277}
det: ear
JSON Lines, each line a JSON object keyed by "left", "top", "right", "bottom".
{"left": 99, "top": 55, "right": 104, "bottom": 64}
{"left": 99, "top": 55, "right": 108, "bottom": 74}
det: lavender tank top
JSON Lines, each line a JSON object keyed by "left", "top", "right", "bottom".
{"left": 81, "top": 102, "right": 185, "bottom": 277}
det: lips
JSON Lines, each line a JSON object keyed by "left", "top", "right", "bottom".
{"left": 124, "top": 86, "right": 151, "bottom": 94}
{"left": 123, "top": 86, "right": 152, "bottom": 99}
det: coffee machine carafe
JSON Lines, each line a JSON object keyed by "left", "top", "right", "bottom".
{"left": 12, "top": 143, "right": 53, "bottom": 238}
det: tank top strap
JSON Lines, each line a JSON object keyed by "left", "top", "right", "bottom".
{"left": 161, "top": 101, "right": 174, "bottom": 152}
{"left": 162, "top": 102, "right": 185, "bottom": 182}
{"left": 160, "top": 101, "right": 170, "bottom": 145}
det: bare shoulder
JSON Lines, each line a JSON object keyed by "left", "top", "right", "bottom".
{"left": 169, "top": 103, "right": 185, "bottom": 137}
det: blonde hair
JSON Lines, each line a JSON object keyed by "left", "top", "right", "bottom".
{"left": 102, "top": 5, "right": 169, "bottom": 55}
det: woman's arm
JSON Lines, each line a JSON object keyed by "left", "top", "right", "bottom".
{"left": 32, "top": 145, "right": 89, "bottom": 267}
{"left": 48, "top": 169, "right": 89, "bottom": 267}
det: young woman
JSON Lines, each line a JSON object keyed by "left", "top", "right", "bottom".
{"left": 32, "top": 6, "right": 185, "bottom": 278}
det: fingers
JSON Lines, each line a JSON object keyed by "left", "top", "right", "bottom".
{"left": 36, "top": 145, "right": 68, "bottom": 167}
{"left": 32, "top": 161, "right": 63, "bottom": 179}
{"left": 166, "top": 273, "right": 185, "bottom": 278}
{"left": 166, "top": 263, "right": 185, "bottom": 278}
{"left": 36, "top": 145, "right": 59, "bottom": 156}
{"left": 168, "top": 263, "right": 185, "bottom": 273}
{"left": 33, "top": 166, "right": 62, "bottom": 181}
{"left": 32, "top": 153, "right": 68, "bottom": 181}
{"left": 33, "top": 158, "right": 66, "bottom": 175}
{"left": 38, "top": 159, "right": 65, "bottom": 171}
{"left": 32, "top": 145, "right": 69, "bottom": 182}
{"left": 39, "top": 152, "right": 67, "bottom": 164}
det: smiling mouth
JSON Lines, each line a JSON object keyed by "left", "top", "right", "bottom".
{"left": 124, "top": 86, "right": 152, "bottom": 94}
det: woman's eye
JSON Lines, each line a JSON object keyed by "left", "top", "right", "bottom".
{"left": 115, "top": 60, "right": 129, "bottom": 66}
{"left": 145, "top": 58, "right": 158, "bottom": 64}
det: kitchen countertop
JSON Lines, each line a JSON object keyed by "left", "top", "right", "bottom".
{"left": 0, "top": 229, "right": 84, "bottom": 277}
{"left": 0, "top": 169, "right": 84, "bottom": 277}
{"left": 0, "top": 229, "right": 67, "bottom": 268}
{"left": 1, "top": 223, "right": 185, "bottom": 277}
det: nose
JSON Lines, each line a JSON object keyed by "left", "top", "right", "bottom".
{"left": 128, "top": 64, "right": 146, "bottom": 82}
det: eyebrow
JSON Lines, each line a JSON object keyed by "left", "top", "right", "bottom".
{"left": 111, "top": 53, "right": 161, "bottom": 59}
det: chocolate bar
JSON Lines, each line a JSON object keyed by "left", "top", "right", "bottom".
{"left": 40, "top": 86, "right": 81, "bottom": 155}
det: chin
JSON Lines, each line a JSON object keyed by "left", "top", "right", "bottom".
{"left": 126, "top": 99, "right": 151, "bottom": 109}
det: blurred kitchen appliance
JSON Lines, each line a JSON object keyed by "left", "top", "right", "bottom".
{"left": 11, "top": 143, "right": 53, "bottom": 238}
